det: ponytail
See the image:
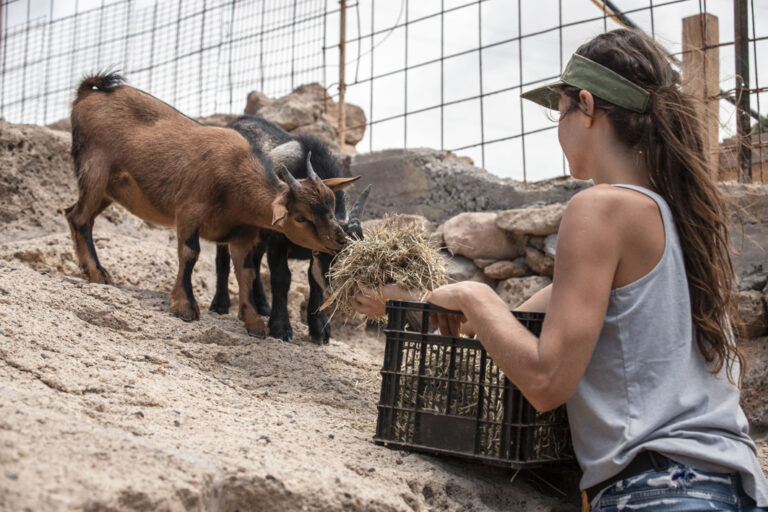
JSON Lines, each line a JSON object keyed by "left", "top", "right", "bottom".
{"left": 565, "top": 29, "right": 745, "bottom": 384}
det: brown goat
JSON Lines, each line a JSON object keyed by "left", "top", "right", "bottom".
{"left": 66, "top": 73, "right": 358, "bottom": 337}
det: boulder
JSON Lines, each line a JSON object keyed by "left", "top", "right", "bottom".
{"left": 428, "top": 222, "right": 445, "bottom": 248}
{"left": 443, "top": 253, "right": 479, "bottom": 283}
{"left": 244, "top": 90, "right": 275, "bottom": 114}
{"left": 258, "top": 96, "right": 322, "bottom": 131}
{"left": 544, "top": 233, "right": 558, "bottom": 257}
{"left": 737, "top": 290, "right": 768, "bottom": 338}
{"left": 741, "top": 336, "right": 768, "bottom": 429}
{"left": 350, "top": 149, "right": 590, "bottom": 224}
{"left": 528, "top": 236, "right": 545, "bottom": 251}
{"left": 484, "top": 259, "right": 528, "bottom": 280}
{"left": 443, "top": 212, "right": 525, "bottom": 260}
{"left": 525, "top": 246, "right": 555, "bottom": 276}
{"left": 496, "top": 203, "right": 566, "bottom": 236}
{"left": 322, "top": 102, "right": 367, "bottom": 146}
{"left": 473, "top": 258, "right": 497, "bottom": 270}
{"left": 496, "top": 276, "right": 552, "bottom": 309}
{"left": 291, "top": 122, "right": 341, "bottom": 153}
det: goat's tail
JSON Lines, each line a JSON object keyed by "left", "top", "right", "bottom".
{"left": 75, "top": 72, "right": 125, "bottom": 103}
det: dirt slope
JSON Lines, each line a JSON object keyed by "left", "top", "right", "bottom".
{"left": 0, "top": 120, "right": 576, "bottom": 511}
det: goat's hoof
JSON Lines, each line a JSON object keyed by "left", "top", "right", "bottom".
{"left": 268, "top": 322, "right": 292, "bottom": 342}
{"left": 209, "top": 298, "right": 230, "bottom": 315}
{"left": 309, "top": 326, "right": 330, "bottom": 345}
{"left": 246, "top": 327, "right": 266, "bottom": 338}
{"left": 171, "top": 304, "right": 200, "bottom": 322}
{"left": 83, "top": 267, "right": 113, "bottom": 285}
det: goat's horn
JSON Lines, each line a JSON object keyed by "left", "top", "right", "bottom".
{"left": 278, "top": 165, "right": 301, "bottom": 191}
{"left": 348, "top": 184, "right": 372, "bottom": 222}
{"left": 306, "top": 151, "right": 319, "bottom": 183}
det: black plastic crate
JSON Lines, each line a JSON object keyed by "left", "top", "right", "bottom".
{"left": 375, "top": 300, "right": 573, "bottom": 468}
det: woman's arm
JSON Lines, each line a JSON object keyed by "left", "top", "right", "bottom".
{"left": 515, "top": 284, "right": 552, "bottom": 312}
{"left": 428, "top": 187, "right": 622, "bottom": 412}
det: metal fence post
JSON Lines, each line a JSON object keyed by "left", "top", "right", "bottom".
{"left": 682, "top": 13, "right": 719, "bottom": 180}
{"left": 734, "top": 0, "right": 751, "bottom": 183}
{"left": 338, "top": 0, "right": 347, "bottom": 151}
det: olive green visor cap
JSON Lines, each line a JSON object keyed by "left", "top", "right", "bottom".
{"left": 521, "top": 54, "right": 650, "bottom": 113}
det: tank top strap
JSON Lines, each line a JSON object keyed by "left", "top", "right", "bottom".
{"left": 611, "top": 184, "right": 673, "bottom": 248}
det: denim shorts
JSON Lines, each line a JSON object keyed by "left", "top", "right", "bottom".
{"left": 591, "top": 463, "right": 765, "bottom": 511}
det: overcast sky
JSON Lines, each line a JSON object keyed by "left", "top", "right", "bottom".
{"left": 3, "top": 0, "right": 767, "bottom": 182}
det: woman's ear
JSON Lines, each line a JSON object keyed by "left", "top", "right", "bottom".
{"left": 579, "top": 90, "right": 596, "bottom": 126}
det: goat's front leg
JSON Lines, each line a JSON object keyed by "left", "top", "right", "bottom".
{"left": 307, "top": 254, "right": 331, "bottom": 344}
{"left": 170, "top": 227, "right": 201, "bottom": 321}
{"left": 267, "top": 237, "right": 292, "bottom": 341}
{"left": 230, "top": 242, "right": 268, "bottom": 338}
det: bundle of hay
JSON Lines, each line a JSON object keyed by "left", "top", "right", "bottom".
{"left": 321, "top": 215, "right": 448, "bottom": 322}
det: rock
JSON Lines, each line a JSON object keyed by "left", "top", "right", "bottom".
{"left": 443, "top": 253, "right": 479, "bottom": 283}
{"left": 544, "top": 233, "right": 558, "bottom": 257}
{"left": 46, "top": 118, "right": 71, "bottom": 132}
{"left": 244, "top": 84, "right": 366, "bottom": 154}
{"left": 724, "top": 184, "right": 768, "bottom": 287}
{"left": 291, "top": 122, "right": 341, "bottom": 153}
{"left": 528, "top": 236, "right": 545, "bottom": 251}
{"left": 258, "top": 96, "right": 322, "bottom": 132}
{"left": 741, "top": 336, "right": 768, "bottom": 429}
{"left": 739, "top": 272, "right": 767, "bottom": 292}
{"left": 525, "top": 246, "right": 555, "bottom": 276}
{"left": 429, "top": 223, "right": 445, "bottom": 249}
{"left": 350, "top": 148, "right": 590, "bottom": 224}
{"left": 244, "top": 90, "right": 274, "bottom": 114}
{"left": 322, "top": 102, "right": 367, "bottom": 146}
{"left": 443, "top": 212, "right": 524, "bottom": 260}
{"left": 496, "top": 276, "right": 552, "bottom": 309}
{"left": 483, "top": 259, "right": 528, "bottom": 280}
{"left": 737, "top": 290, "right": 768, "bottom": 338}
{"left": 473, "top": 258, "right": 497, "bottom": 270}
{"left": 496, "top": 203, "right": 566, "bottom": 236}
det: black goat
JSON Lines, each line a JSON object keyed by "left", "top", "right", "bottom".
{"left": 209, "top": 115, "right": 370, "bottom": 344}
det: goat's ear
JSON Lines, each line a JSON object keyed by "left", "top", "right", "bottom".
{"left": 322, "top": 176, "right": 361, "bottom": 191}
{"left": 271, "top": 193, "right": 289, "bottom": 226}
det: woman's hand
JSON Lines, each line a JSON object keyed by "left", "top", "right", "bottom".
{"left": 350, "top": 284, "right": 416, "bottom": 319}
{"left": 425, "top": 282, "right": 485, "bottom": 336}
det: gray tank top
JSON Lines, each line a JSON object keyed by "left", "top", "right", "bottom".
{"left": 566, "top": 184, "right": 768, "bottom": 506}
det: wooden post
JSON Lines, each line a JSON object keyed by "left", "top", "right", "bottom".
{"left": 0, "top": 0, "right": 4, "bottom": 77}
{"left": 682, "top": 13, "right": 719, "bottom": 180}
{"left": 734, "top": 0, "right": 752, "bottom": 183}
{"left": 338, "top": 0, "right": 347, "bottom": 151}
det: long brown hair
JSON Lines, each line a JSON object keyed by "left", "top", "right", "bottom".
{"left": 562, "top": 29, "right": 744, "bottom": 384}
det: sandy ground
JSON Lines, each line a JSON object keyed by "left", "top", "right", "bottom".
{"left": 0, "top": 120, "right": 764, "bottom": 511}
{"left": 0, "top": 121, "right": 580, "bottom": 511}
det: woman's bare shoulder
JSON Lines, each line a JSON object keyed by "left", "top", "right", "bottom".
{"left": 565, "top": 184, "right": 656, "bottom": 222}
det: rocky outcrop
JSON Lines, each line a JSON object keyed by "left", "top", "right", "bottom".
{"left": 349, "top": 149, "right": 590, "bottom": 224}
{"left": 245, "top": 83, "right": 366, "bottom": 154}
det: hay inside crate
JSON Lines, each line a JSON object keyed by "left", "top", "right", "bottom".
{"left": 375, "top": 301, "right": 573, "bottom": 467}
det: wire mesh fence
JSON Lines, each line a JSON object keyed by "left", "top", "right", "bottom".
{"left": 1, "top": 0, "right": 766, "bottom": 182}
{"left": 1, "top": 0, "right": 328, "bottom": 127}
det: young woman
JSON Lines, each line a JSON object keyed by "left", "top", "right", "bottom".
{"left": 352, "top": 29, "right": 768, "bottom": 511}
